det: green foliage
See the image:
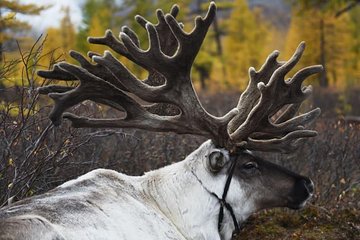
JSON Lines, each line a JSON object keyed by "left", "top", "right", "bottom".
{"left": 76, "top": 0, "right": 120, "bottom": 53}
{"left": 0, "top": 0, "right": 46, "bottom": 87}
{"left": 0, "top": 0, "right": 45, "bottom": 44}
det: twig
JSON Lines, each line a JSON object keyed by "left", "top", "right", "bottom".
{"left": 335, "top": 0, "right": 360, "bottom": 18}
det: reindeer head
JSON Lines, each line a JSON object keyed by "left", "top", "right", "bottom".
{"left": 37, "top": 1, "right": 321, "bottom": 237}
{"left": 186, "top": 139, "right": 314, "bottom": 237}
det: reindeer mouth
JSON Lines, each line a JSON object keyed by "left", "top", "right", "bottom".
{"left": 287, "top": 178, "right": 314, "bottom": 210}
{"left": 287, "top": 199, "right": 309, "bottom": 210}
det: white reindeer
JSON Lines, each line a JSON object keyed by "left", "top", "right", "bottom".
{"left": 0, "top": 2, "right": 322, "bottom": 240}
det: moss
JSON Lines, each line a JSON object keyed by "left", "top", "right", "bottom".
{"left": 235, "top": 203, "right": 360, "bottom": 240}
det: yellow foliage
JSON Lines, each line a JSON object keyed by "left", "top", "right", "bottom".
{"left": 8, "top": 158, "right": 13, "bottom": 166}
{"left": 40, "top": 28, "right": 66, "bottom": 65}
{"left": 285, "top": 9, "right": 357, "bottom": 89}
{"left": 0, "top": 101, "right": 38, "bottom": 117}
{"left": 88, "top": 8, "right": 113, "bottom": 55}
{"left": 38, "top": 7, "right": 76, "bottom": 71}
{"left": 221, "top": 0, "right": 272, "bottom": 90}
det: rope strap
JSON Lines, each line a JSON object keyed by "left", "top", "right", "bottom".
{"left": 213, "top": 156, "right": 240, "bottom": 235}
{"left": 189, "top": 154, "right": 241, "bottom": 237}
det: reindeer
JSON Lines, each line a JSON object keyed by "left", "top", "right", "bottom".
{"left": 0, "top": 2, "right": 322, "bottom": 240}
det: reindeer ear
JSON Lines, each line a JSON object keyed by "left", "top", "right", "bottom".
{"left": 208, "top": 151, "right": 226, "bottom": 173}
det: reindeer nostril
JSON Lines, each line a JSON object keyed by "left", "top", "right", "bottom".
{"left": 301, "top": 178, "right": 314, "bottom": 195}
{"left": 307, "top": 179, "right": 314, "bottom": 194}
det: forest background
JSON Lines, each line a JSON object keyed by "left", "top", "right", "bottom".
{"left": 0, "top": 0, "right": 359, "bottom": 239}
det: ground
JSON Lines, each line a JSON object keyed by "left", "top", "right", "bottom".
{"left": 236, "top": 189, "right": 359, "bottom": 240}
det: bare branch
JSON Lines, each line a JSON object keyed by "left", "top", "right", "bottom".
{"left": 335, "top": 0, "right": 360, "bottom": 18}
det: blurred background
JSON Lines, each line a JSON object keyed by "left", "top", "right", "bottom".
{"left": 0, "top": 0, "right": 359, "bottom": 239}
{"left": 1, "top": 0, "right": 360, "bottom": 91}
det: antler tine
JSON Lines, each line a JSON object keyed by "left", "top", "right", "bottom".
{"left": 88, "top": 30, "right": 132, "bottom": 59}
{"left": 228, "top": 42, "right": 323, "bottom": 152}
{"left": 91, "top": 51, "right": 168, "bottom": 102}
{"left": 42, "top": 61, "right": 128, "bottom": 125}
{"left": 273, "top": 103, "right": 301, "bottom": 124}
{"left": 42, "top": 61, "right": 183, "bottom": 132}
{"left": 88, "top": 4, "right": 180, "bottom": 69}
{"left": 120, "top": 24, "right": 170, "bottom": 74}
{"left": 37, "top": 65, "right": 76, "bottom": 80}
{"left": 116, "top": 2, "right": 216, "bottom": 77}
{"left": 245, "top": 130, "right": 317, "bottom": 153}
{"left": 38, "top": 51, "right": 129, "bottom": 94}
{"left": 164, "top": 2, "right": 216, "bottom": 70}
{"left": 227, "top": 50, "right": 285, "bottom": 134}
{"left": 37, "top": 61, "right": 78, "bottom": 96}
{"left": 116, "top": 1, "right": 237, "bottom": 138}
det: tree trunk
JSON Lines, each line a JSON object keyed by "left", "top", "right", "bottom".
{"left": 0, "top": 42, "right": 3, "bottom": 63}
{"left": 199, "top": 68, "right": 208, "bottom": 90}
{"left": 212, "top": 16, "right": 223, "bottom": 56}
{"left": 319, "top": 18, "right": 328, "bottom": 87}
{"left": 0, "top": 8, "right": 3, "bottom": 63}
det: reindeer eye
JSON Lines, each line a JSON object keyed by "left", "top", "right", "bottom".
{"left": 243, "top": 162, "right": 258, "bottom": 170}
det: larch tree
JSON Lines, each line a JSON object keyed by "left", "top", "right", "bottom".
{"left": 347, "top": 6, "right": 360, "bottom": 86}
{"left": 76, "top": 0, "right": 119, "bottom": 54}
{"left": 60, "top": 7, "right": 76, "bottom": 54}
{"left": 190, "top": 0, "right": 232, "bottom": 90}
{"left": 220, "top": 0, "right": 271, "bottom": 90}
{"left": 39, "top": 7, "right": 76, "bottom": 71}
{"left": 87, "top": 7, "right": 113, "bottom": 54}
{"left": 335, "top": 0, "right": 360, "bottom": 17}
{"left": 0, "top": 0, "right": 45, "bottom": 62}
{"left": 285, "top": 2, "right": 357, "bottom": 89}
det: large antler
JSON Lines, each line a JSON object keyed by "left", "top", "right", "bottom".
{"left": 37, "top": 2, "right": 237, "bottom": 145}
{"left": 227, "top": 42, "right": 322, "bottom": 153}
{"left": 38, "top": 2, "right": 322, "bottom": 153}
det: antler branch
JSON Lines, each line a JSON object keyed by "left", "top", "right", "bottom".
{"left": 228, "top": 42, "right": 322, "bottom": 153}
{"left": 37, "top": 2, "right": 321, "bottom": 153}
{"left": 37, "top": 2, "right": 237, "bottom": 143}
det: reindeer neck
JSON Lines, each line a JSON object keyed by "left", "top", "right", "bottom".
{"left": 140, "top": 159, "right": 221, "bottom": 240}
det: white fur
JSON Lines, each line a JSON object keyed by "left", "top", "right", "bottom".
{"left": 1, "top": 140, "right": 256, "bottom": 240}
